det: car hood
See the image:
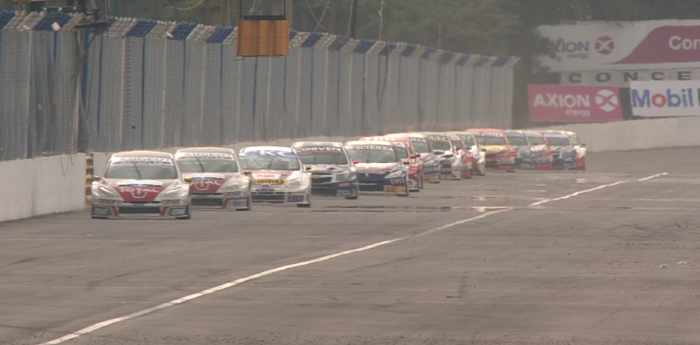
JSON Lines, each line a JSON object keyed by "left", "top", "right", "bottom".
{"left": 183, "top": 173, "right": 243, "bottom": 193}
{"left": 249, "top": 170, "right": 302, "bottom": 183}
{"left": 104, "top": 178, "right": 177, "bottom": 202}
{"left": 482, "top": 145, "right": 508, "bottom": 153}
{"left": 355, "top": 162, "right": 400, "bottom": 174}
{"left": 305, "top": 164, "right": 352, "bottom": 174}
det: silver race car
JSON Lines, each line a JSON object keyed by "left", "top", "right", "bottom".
{"left": 175, "top": 147, "right": 252, "bottom": 211}
{"left": 91, "top": 151, "right": 191, "bottom": 219}
{"left": 291, "top": 142, "right": 360, "bottom": 199}
{"left": 344, "top": 141, "right": 410, "bottom": 196}
{"left": 238, "top": 146, "right": 312, "bottom": 207}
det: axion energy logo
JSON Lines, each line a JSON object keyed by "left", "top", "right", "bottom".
{"left": 630, "top": 80, "right": 700, "bottom": 117}
{"left": 595, "top": 36, "right": 615, "bottom": 55}
{"left": 529, "top": 85, "right": 623, "bottom": 122}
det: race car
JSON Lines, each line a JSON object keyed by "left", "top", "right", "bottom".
{"left": 468, "top": 128, "right": 516, "bottom": 172}
{"left": 386, "top": 132, "right": 440, "bottom": 183}
{"left": 446, "top": 132, "right": 473, "bottom": 179}
{"left": 238, "top": 146, "right": 312, "bottom": 207}
{"left": 175, "top": 147, "right": 251, "bottom": 210}
{"left": 419, "top": 132, "right": 466, "bottom": 180}
{"left": 91, "top": 151, "right": 192, "bottom": 219}
{"left": 360, "top": 136, "right": 423, "bottom": 192}
{"left": 344, "top": 140, "right": 410, "bottom": 196}
{"left": 541, "top": 130, "right": 579, "bottom": 170}
{"left": 522, "top": 130, "right": 553, "bottom": 170}
{"left": 454, "top": 131, "right": 487, "bottom": 176}
{"left": 291, "top": 141, "right": 359, "bottom": 199}
{"left": 566, "top": 131, "right": 587, "bottom": 170}
{"left": 505, "top": 130, "right": 552, "bottom": 170}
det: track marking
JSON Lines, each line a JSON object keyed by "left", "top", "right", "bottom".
{"left": 39, "top": 172, "right": 668, "bottom": 345}
{"left": 529, "top": 172, "right": 668, "bottom": 207}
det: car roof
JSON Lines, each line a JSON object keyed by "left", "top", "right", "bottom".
{"left": 175, "top": 147, "right": 235, "bottom": 154}
{"left": 522, "top": 130, "right": 544, "bottom": 136}
{"left": 111, "top": 150, "right": 173, "bottom": 158}
{"left": 468, "top": 128, "right": 506, "bottom": 133}
{"left": 345, "top": 140, "right": 394, "bottom": 147}
{"left": 504, "top": 130, "right": 525, "bottom": 136}
{"left": 291, "top": 141, "right": 344, "bottom": 148}
{"left": 386, "top": 132, "right": 428, "bottom": 138}
{"left": 241, "top": 146, "right": 293, "bottom": 153}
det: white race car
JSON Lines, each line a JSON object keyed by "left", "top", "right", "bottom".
{"left": 344, "top": 141, "right": 410, "bottom": 196}
{"left": 455, "top": 131, "right": 487, "bottom": 176}
{"left": 421, "top": 132, "right": 465, "bottom": 180}
{"left": 238, "top": 146, "right": 312, "bottom": 207}
{"left": 91, "top": 151, "right": 191, "bottom": 219}
{"left": 175, "top": 147, "right": 252, "bottom": 210}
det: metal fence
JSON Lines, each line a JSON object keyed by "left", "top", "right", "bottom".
{"left": 0, "top": 10, "right": 517, "bottom": 162}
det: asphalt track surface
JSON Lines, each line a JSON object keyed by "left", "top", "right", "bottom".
{"left": 2, "top": 147, "right": 700, "bottom": 345}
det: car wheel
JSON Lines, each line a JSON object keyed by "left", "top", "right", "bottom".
{"left": 398, "top": 178, "right": 410, "bottom": 197}
{"left": 345, "top": 188, "right": 359, "bottom": 200}
{"left": 298, "top": 195, "right": 312, "bottom": 207}
{"left": 236, "top": 195, "right": 252, "bottom": 211}
{"left": 176, "top": 205, "right": 192, "bottom": 220}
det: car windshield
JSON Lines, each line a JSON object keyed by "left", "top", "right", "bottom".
{"left": 239, "top": 156, "right": 301, "bottom": 171}
{"left": 526, "top": 135, "right": 544, "bottom": 145}
{"left": 347, "top": 147, "right": 399, "bottom": 163}
{"left": 506, "top": 135, "right": 528, "bottom": 146}
{"left": 428, "top": 137, "right": 452, "bottom": 151}
{"left": 177, "top": 155, "right": 239, "bottom": 173}
{"left": 545, "top": 137, "right": 571, "bottom": 146}
{"left": 392, "top": 144, "right": 409, "bottom": 159}
{"left": 105, "top": 157, "right": 178, "bottom": 179}
{"left": 474, "top": 135, "right": 506, "bottom": 146}
{"left": 297, "top": 150, "right": 348, "bottom": 165}
{"left": 459, "top": 134, "right": 476, "bottom": 147}
{"left": 408, "top": 138, "right": 431, "bottom": 153}
{"left": 449, "top": 138, "right": 463, "bottom": 150}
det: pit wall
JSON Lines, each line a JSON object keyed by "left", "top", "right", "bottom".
{"left": 0, "top": 154, "right": 86, "bottom": 223}
{"left": 542, "top": 116, "right": 700, "bottom": 153}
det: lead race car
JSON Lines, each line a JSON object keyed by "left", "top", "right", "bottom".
{"left": 344, "top": 140, "right": 410, "bottom": 196}
{"left": 91, "top": 151, "right": 192, "bottom": 219}
{"left": 238, "top": 146, "right": 312, "bottom": 207}
{"left": 468, "top": 128, "right": 516, "bottom": 173}
{"left": 291, "top": 141, "right": 359, "bottom": 199}
{"left": 174, "top": 147, "right": 251, "bottom": 210}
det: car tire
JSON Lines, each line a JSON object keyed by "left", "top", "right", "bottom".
{"left": 398, "top": 178, "right": 410, "bottom": 197}
{"left": 297, "top": 195, "right": 312, "bottom": 208}
{"left": 236, "top": 195, "right": 252, "bottom": 211}
{"left": 345, "top": 188, "right": 359, "bottom": 200}
{"left": 176, "top": 205, "right": 192, "bottom": 220}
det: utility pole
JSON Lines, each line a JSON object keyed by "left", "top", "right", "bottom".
{"left": 347, "top": 0, "right": 358, "bottom": 38}
{"left": 329, "top": 0, "right": 337, "bottom": 35}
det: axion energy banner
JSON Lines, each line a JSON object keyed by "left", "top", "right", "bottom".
{"left": 537, "top": 20, "right": 700, "bottom": 72}
{"left": 529, "top": 85, "right": 623, "bottom": 122}
{"left": 630, "top": 80, "right": 700, "bottom": 117}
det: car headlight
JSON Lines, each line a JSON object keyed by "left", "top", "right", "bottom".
{"left": 335, "top": 172, "right": 350, "bottom": 182}
{"left": 385, "top": 170, "right": 402, "bottom": 179}
{"left": 287, "top": 179, "right": 301, "bottom": 188}
{"left": 160, "top": 184, "right": 187, "bottom": 198}
{"left": 95, "top": 184, "right": 118, "bottom": 198}
{"left": 222, "top": 179, "right": 244, "bottom": 190}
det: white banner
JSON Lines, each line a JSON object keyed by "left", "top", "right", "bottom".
{"left": 630, "top": 80, "right": 700, "bottom": 117}
{"left": 538, "top": 20, "right": 700, "bottom": 72}
{"left": 561, "top": 69, "right": 700, "bottom": 87}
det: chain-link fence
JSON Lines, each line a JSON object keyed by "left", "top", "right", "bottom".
{"left": 0, "top": 10, "right": 517, "bottom": 162}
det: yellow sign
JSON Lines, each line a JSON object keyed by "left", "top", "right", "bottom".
{"left": 252, "top": 179, "right": 286, "bottom": 185}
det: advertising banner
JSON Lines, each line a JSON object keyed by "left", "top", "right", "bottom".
{"left": 630, "top": 80, "right": 700, "bottom": 117}
{"left": 537, "top": 20, "right": 700, "bottom": 72}
{"left": 529, "top": 85, "right": 623, "bottom": 122}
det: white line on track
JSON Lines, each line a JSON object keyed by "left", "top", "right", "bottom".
{"left": 38, "top": 172, "right": 668, "bottom": 345}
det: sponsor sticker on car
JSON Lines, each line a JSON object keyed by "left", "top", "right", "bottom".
{"left": 287, "top": 193, "right": 306, "bottom": 203}
{"left": 252, "top": 179, "right": 286, "bottom": 185}
{"left": 385, "top": 185, "right": 406, "bottom": 193}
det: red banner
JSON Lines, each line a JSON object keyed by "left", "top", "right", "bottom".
{"left": 528, "top": 85, "right": 624, "bottom": 122}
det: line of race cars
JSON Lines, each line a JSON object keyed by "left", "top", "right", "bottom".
{"left": 90, "top": 129, "right": 586, "bottom": 219}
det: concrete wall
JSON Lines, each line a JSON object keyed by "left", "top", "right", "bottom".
{"left": 0, "top": 154, "right": 87, "bottom": 223}
{"left": 542, "top": 117, "right": 700, "bottom": 153}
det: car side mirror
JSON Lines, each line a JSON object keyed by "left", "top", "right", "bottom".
{"left": 353, "top": 160, "right": 359, "bottom": 165}
{"left": 92, "top": 175, "right": 101, "bottom": 181}
{"left": 183, "top": 177, "right": 193, "bottom": 183}
{"left": 412, "top": 154, "right": 421, "bottom": 159}
{"left": 434, "top": 150, "right": 444, "bottom": 155}
{"left": 481, "top": 148, "right": 487, "bottom": 152}
{"left": 243, "top": 170, "right": 252, "bottom": 176}
{"left": 305, "top": 166, "right": 312, "bottom": 172}
{"left": 581, "top": 143, "right": 586, "bottom": 147}
{"left": 402, "top": 159, "right": 410, "bottom": 165}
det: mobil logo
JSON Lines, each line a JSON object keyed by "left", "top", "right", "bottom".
{"left": 631, "top": 87, "right": 696, "bottom": 108}
{"left": 595, "top": 36, "right": 615, "bottom": 54}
